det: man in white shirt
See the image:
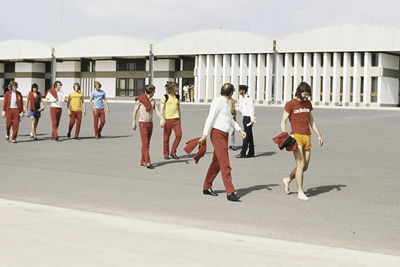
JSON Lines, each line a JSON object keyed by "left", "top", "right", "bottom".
{"left": 199, "top": 83, "right": 246, "bottom": 201}
{"left": 45, "top": 81, "right": 66, "bottom": 141}
{"left": 236, "top": 85, "right": 256, "bottom": 158}
{"left": 183, "top": 82, "right": 190, "bottom": 102}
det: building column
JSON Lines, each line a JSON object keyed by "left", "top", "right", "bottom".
{"left": 342, "top": 52, "right": 351, "bottom": 105}
{"left": 205, "top": 55, "right": 214, "bottom": 102}
{"left": 265, "top": 54, "right": 273, "bottom": 104}
{"left": 303, "top": 53, "right": 312, "bottom": 84}
{"left": 322, "top": 52, "right": 331, "bottom": 105}
{"left": 353, "top": 52, "right": 361, "bottom": 105}
{"left": 231, "top": 54, "right": 240, "bottom": 100}
{"left": 197, "top": 55, "right": 206, "bottom": 102}
{"left": 194, "top": 56, "right": 198, "bottom": 102}
{"left": 293, "top": 53, "right": 302, "bottom": 95}
{"left": 363, "top": 52, "right": 372, "bottom": 106}
{"left": 283, "top": 53, "right": 293, "bottom": 101}
{"left": 256, "top": 54, "right": 266, "bottom": 103}
{"left": 248, "top": 54, "right": 256, "bottom": 100}
{"left": 222, "top": 54, "right": 231, "bottom": 84}
{"left": 274, "top": 54, "right": 284, "bottom": 104}
{"left": 332, "top": 52, "right": 341, "bottom": 105}
{"left": 312, "top": 53, "right": 321, "bottom": 105}
{"left": 214, "top": 54, "right": 223, "bottom": 99}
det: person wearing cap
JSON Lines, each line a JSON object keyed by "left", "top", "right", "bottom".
{"left": 199, "top": 83, "right": 246, "bottom": 202}
{"left": 281, "top": 82, "right": 324, "bottom": 200}
{"left": 236, "top": 85, "right": 256, "bottom": 158}
{"left": 2, "top": 81, "right": 24, "bottom": 143}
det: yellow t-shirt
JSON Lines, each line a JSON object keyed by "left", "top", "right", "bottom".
{"left": 161, "top": 94, "right": 180, "bottom": 119}
{"left": 68, "top": 91, "right": 84, "bottom": 111}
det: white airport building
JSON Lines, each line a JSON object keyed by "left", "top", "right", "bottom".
{"left": 0, "top": 24, "right": 399, "bottom": 107}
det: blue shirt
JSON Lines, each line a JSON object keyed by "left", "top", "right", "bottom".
{"left": 90, "top": 90, "right": 106, "bottom": 109}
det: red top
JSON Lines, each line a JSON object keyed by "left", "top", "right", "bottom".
{"left": 284, "top": 99, "right": 313, "bottom": 135}
{"left": 28, "top": 91, "right": 42, "bottom": 111}
{"left": 3, "top": 90, "right": 24, "bottom": 113}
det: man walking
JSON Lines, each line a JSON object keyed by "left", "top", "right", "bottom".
{"left": 281, "top": 82, "right": 324, "bottom": 200}
{"left": 199, "top": 83, "right": 246, "bottom": 201}
{"left": 2, "top": 81, "right": 24, "bottom": 143}
{"left": 236, "top": 85, "right": 256, "bottom": 158}
{"left": 45, "top": 81, "right": 66, "bottom": 141}
{"left": 67, "top": 83, "right": 86, "bottom": 139}
{"left": 89, "top": 81, "right": 110, "bottom": 139}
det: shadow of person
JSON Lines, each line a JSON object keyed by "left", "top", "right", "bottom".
{"left": 255, "top": 151, "right": 277, "bottom": 157}
{"left": 214, "top": 184, "right": 279, "bottom": 197}
{"left": 306, "top": 184, "right": 347, "bottom": 197}
{"left": 152, "top": 159, "right": 190, "bottom": 168}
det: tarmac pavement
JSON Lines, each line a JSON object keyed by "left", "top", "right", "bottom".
{"left": 0, "top": 100, "right": 399, "bottom": 265}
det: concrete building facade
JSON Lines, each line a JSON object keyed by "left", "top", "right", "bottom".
{"left": 0, "top": 24, "right": 399, "bottom": 107}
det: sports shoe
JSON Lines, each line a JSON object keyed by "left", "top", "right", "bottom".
{"left": 164, "top": 155, "right": 170, "bottom": 160}
{"left": 170, "top": 154, "right": 179, "bottom": 160}
{"left": 227, "top": 192, "right": 240, "bottom": 201}
{"left": 203, "top": 189, "right": 218, "bottom": 196}
{"left": 5, "top": 135, "right": 9, "bottom": 141}
{"left": 67, "top": 132, "right": 71, "bottom": 138}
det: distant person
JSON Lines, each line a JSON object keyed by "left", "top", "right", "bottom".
{"left": 199, "top": 83, "right": 246, "bottom": 202}
{"left": 26, "top": 83, "right": 44, "bottom": 140}
{"left": 236, "top": 85, "right": 256, "bottom": 158}
{"left": 67, "top": 83, "right": 86, "bottom": 139}
{"left": 281, "top": 82, "right": 324, "bottom": 200}
{"left": 89, "top": 81, "right": 110, "bottom": 139}
{"left": 160, "top": 81, "right": 182, "bottom": 160}
{"left": 132, "top": 84, "right": 165, "bottom": 169}
{"left": 45, "top": 81, "right": 66, "bottom": 141}
{"left": 189, "top": 84, "right": 194, "bottom": 102}
{"left": 228, "top": 97, "right": 237, "bottom": 150}
{"left": 2, "top": 81, "right": 24, "bottom": 143}
{"left": 183, "top": 82, "right": 190, "bottom": 102}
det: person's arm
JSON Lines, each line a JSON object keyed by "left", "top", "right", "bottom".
{"left": 159, "top": 98, "right": 166, "bottom": 127}
{"left": 67, "top": 95, "right": 71, "bottom": 115}
{"left": 309, "top": 112, "right": 323, "bottom": 146}
{"left": 231, "top": 113, "right": 246, "bottom": 139}
{"left": 25, "top": 95, "right": 30, "bottom": 117}
{"left": 104, "top": 96, "right": 110, "bottom": 113}
{"left": 89, "top": 97, "right": 96, "bottom": 114}
{"left": 199, "top": 101, "right": 220, "bottom": 145}
{"left": 39, "top": 98, "right": 44, "bottom": 111}
{"left": 250, "top": 97, "right": 256, "bottom": 124}
{"left": 154, "top": 102, "right": 165, "bottom": 124}
{"left": 281, "top": 111, "right": 290, "bottom": 133}
{"left": 132, "top": 103, "right": 139, "bottom": 131}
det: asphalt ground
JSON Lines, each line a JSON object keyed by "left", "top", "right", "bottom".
{"left": 0, "top": 100, "right": 399, "bottom": 256}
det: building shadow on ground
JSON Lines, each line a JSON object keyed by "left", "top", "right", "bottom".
{"left": 215, "top": 184, "right": 280, "bottom": 197}
{"left": 306, "top": 184, "right": 347, "bottom": 197}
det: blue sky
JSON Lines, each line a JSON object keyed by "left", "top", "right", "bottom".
{"left": 1, "top": 0, "right": 400, "bottom": 42}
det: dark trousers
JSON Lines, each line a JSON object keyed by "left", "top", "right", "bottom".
{"left": 240, "top": 116, "right": 255, "bottom": 156}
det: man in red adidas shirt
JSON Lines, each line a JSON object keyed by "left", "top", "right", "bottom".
{"left": 280, "top": 82, "right": 323, "bottom": 200}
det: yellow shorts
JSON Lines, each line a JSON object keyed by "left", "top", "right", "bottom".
{"left": 292, "top": 134, "right": 312, "bottom": 150}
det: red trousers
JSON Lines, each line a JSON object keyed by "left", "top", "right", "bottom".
{"left": 68, "top": 111, "right": 82, "bottom": 137}
{"left": 6, "top": 108, "right": 20, "bottom": 141}
{"left": 139, "top": 122, "right": 153, "bottom": 165}
{"left": 203, "top": 128, "right": 235, "bottom": 194}
{"left": 163, "top": 118, "right": 182, "bottom": 156}
{"left": 93, "top": 109, "right": 105, "bottom": 137}
{"left": 50, "top": 107, "right": 62, "bottom": 138}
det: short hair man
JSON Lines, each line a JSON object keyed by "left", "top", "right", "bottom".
{"left": 2, "top": 81, "right": 24, "bottom": 143}
{"left": 281, "top": 82, "right": 324, "bottom": 200}
{"left": 45, "top": 81, "right": 67, "bottom": 141}
{"left": 89, "top": 81, "right": 110, "bottom": 139}
{"left": 199, "top": 83, "right": 246, "bottom": 201}
{"left": 236, "top": 85, "right": 256, "bottom": 158}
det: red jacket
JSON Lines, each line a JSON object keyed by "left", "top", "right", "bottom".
{"left": 3, "top": 90, "right": 24, "bottom": 113}
{"left": 184, "top": 137, "right": 207, "bottom": 164}
{"left": 272, "top": 132, "right": 298, "bottom": 151}
{"left": 27, "top": 91, "right": 42, "bottom": 111}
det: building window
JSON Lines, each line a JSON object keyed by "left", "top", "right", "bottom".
{"left": 320, "top": 54, "right": 324, "bottom": 67}
{"left": 81, "top": 59, "right": 91, "bottom": 72}
{"left": 45, "top": 62, "right": 51, "bottom": 73}
{"left": 360, "top": 53, "right": 365, "bottom": 67}
{"left": 117, "top": 59, "right": 146, "bottom": 71}
{"left": 340, "top": 53, "right": 344, "bottom": 67}
{"left": 311, "top": 54, "right": 314, "bottom": 67}
{"left": 371, "top": 77, "right": 378, "bottom": 102}
{"left": 116, "top": 78, "right": 145, "bottom": 96}
{"left": 330, "top": 53, "right": 334, "bottom": 67}
{"left": 5, "top": 62, "right": 15, "bottom": 73}
{"left": 320, "top": 76, "right": 323, "bottom": 102}
{"left": 175, "top": 59, "right": 181, "bottom": 71}
{"left": 350, "top": 53, "right": 354, "bottom": 67}
{"left": 330, "top": 76, "right": 333, "bottom": 101}
{"left": 182, "top": 57, "right": 195, "bottom": 71}
{"left": 371, "top": 53, "right": 379, "bottom": 67}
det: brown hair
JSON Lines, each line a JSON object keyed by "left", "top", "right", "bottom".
{"left": 220, "top": 83, "right": 235, "bottom": 96}
{"left": 53, "top": 80, "right": 62, "bottom": 88}
{"left": 145, "top": 84, "right": 155, "bottom": 94}
{"left": 94, "top": 81, "right": 102, "bottom": 88}
{"left": 295, "top": 82, "right": 312, "bottom": 98}
{"left": 9, "top": 81, "right": 18, "bottom": 89}
{"left": 165, "top": 81, "right": 178, "bottom": 94}
{"left": 73, "top": 83, "right": 81, "bottom": 92}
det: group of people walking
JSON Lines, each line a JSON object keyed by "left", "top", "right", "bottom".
{"left": 2, "top": 80, "right": 110, "bottom": 142}
{"left": 131, "top": 81, "right": 324, "bottom": 202}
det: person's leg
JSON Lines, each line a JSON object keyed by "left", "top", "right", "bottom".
{"left": 292, "top": 147, "right": 309, "bottom": 200}
{"left": 30, "top": 116, "right": 36, "bottom": 138}
{"left": 11, "top": 109, "right": 20, "bottom": 141}
{"left": 213, "top": 130, "right": 235, "bottom": 194}
{"left": 93, "top": 110, "right": 99, "bottom": 137}
{"left": 50, "top": 107, "right": 57, "bottom": 138}
{"left": 68, "top": 111, "right": 76, "bottom": 135}
{"left": 247, "top": 124, "right": 255, "bottom": 156}
{"left": 98, "top": 109, "right": 106, "bottom": 136}
{"left": 5, "top": 111, "right": 12, "bottom": 138}
{"left": 139, "top": 122, "right": 152, "bottom": 165}
{"left": 163, "top": 119, "right": 173, "bottom": 157}
{"left": 34, "top": 117, "right": 39, "bottom": 138}
{"left": 75, "top": 111, "right": 82, "bottom": 137}
{"left": 203, "top": 150, "right": 220, "bottom": 190}
{"left": 55, "top": 108, "right": 62, "bottom": 138}
{"left": 239, "top": 116, "right": 250, "bottom": 156}
{"left": 170, "top": 119, "right": 182, "bottom": 156}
